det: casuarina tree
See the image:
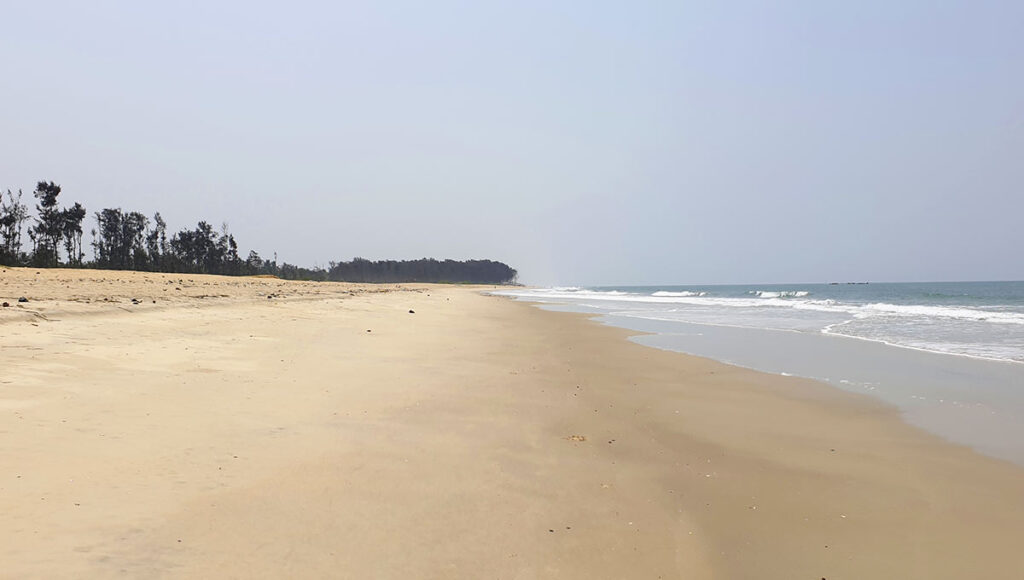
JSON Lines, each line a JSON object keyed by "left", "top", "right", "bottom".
{"left": 61, "top": 202, "right": 87, "bottom": 265}
{"left": 0, "top": 189, "right": 30, "bottom": 264}
{"left": 31, "top": 181, "right": 64, "bottom": 266}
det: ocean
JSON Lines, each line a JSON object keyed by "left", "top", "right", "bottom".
{"left": 495, "top": 281, "right": 1024, "bottom": 465}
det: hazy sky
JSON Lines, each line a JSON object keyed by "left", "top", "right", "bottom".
{"left": 2, "top": 1, "right": 1021, "bottom": 285}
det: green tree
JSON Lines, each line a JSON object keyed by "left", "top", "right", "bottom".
{"left": 31, "top": 181, "right": 64, "bottom": 266}
{"left": 93, "top": 208, "right": 149, "bottom": 269}
{"left": 0, "top": 189, "right": 29, "bottom": 265}
{"left": 61, "top": 202, "right": 87, "bottom": 265}
{"left": 145, "top": 212, "right": 168, "bottom": 271}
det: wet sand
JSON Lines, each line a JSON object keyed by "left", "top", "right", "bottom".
{"left": 2, "top": 267, "right": 1023, "bottom": 578}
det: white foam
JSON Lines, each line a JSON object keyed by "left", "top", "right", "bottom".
{"left": 494, "top": 287, "right": 1024, "bottom": 362}
{"left": 501, "top": 288, "right": 631, "bottom": 299}
{"left": 495, "top": 288, "right": 1024, "bottom": 334}
{"left": 857, "top": 303, "right": 1024, "bottom": 325}
{"left": 500, "top": 289, "right": 1024, "bottom": 326}
{"left": 749, "top": 290, "right": 810, "bottom": 298}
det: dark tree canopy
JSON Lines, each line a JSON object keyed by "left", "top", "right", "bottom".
{"left": 325, "top": 258, "right": 517, "bottom": 284}
{"left": 0, "top": 189, "right": 30, "bottom": 263}
{"left": 145, "top": 212, "right": 168, "bottom": 271}
{"left": 167, "top": 221, "right": 241, "bottom": 275}
{"left": 61, "top": 202, "right": 87, "bottom": 265}
{"left": 31, "top": 181, "right": 65, "bottom": 266}
{"left": 1, "top": 179, "right": 519, "bottom": 285}
{"left": 93, "top": 208, "right": 149, "bottom": 270}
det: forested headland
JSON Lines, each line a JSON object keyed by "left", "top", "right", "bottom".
{"left": 0, "top": 181, "right": 518, "bottom": 284}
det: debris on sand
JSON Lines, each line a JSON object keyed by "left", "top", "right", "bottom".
{"left": 567, "top": 435, "right": 586, "bottom": 442}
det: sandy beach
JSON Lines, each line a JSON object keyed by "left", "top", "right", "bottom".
{"left": 2, "top": 267, "right": 1023, "bottom": 579}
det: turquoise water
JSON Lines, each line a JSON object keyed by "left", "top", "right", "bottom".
{"left": 496, "top": 282, "right": 1024, "bottom": 465}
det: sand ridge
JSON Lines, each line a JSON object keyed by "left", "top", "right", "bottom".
{"left": 0, "top": 267, "right": 411, "bottom": 323}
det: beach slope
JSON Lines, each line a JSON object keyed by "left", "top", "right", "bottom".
{"left": 2, "top": 268, "right": 1023, "bottom": 578}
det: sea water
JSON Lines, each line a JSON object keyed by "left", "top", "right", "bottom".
{"left": 495, "top": 282, "right": 1024, "bottom": 465}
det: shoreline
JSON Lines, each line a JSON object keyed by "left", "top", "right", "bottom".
{"left": 494, "top": 283, "right": 1024, "bottom": 364}
{"left": 2, "top": 270, "right": 1023, "bottom": 578}
{"left": 506, "top": 296, "right": 1024, "bottom": 467}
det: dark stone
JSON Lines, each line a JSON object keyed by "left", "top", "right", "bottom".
{"left": 1, "top": 302, "right": 8, "bottom": 307}
{"left": 408, "top": 309, "right": 415, "bottom": 314}
{"left": 18, "top": 297, "right": 28, "bottom": 303}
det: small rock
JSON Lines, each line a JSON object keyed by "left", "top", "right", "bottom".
{"left": 408, "top": 309, "right": 415, "bottom": 314}
{"left": 18, "top": 297, "right": 28, "bottom": 303}
{"left": 1, "top": 302, "right": 8, "bottom": 308}
{"left": 366, "top": 329, "right": 372, "bottom": 333}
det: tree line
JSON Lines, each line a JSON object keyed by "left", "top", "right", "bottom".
{"left": 0, "top": 181, "right": 518, "bottom": 284}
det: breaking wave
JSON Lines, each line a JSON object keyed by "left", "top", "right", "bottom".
{"left": 749, "top": 290, "right": 810, "bottom": 298}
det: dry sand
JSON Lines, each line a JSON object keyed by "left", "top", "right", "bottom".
{"left": 2, "top": 267, "right": 1023, "bottom": 579}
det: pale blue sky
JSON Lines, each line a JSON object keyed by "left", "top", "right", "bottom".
{"left": 2, "top": 1, "right": 1021, "bottom": 284}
